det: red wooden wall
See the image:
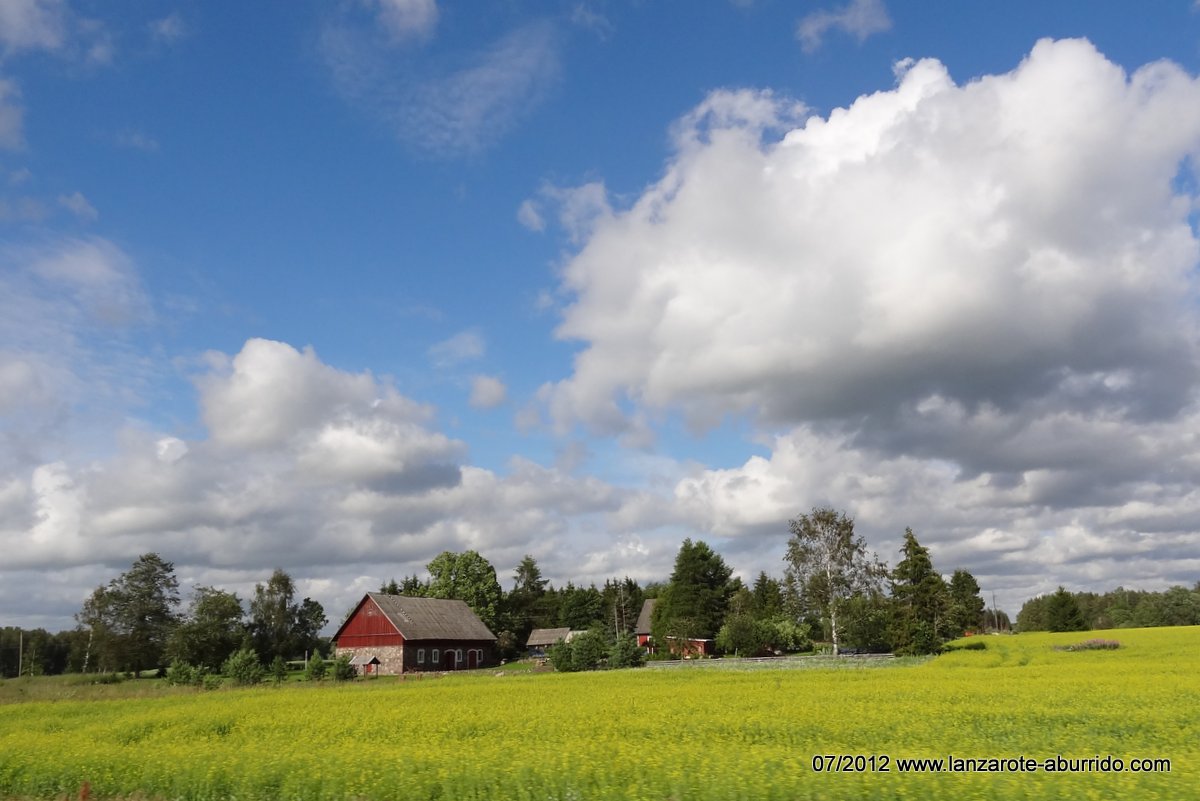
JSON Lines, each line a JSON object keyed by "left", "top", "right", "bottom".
{"left": 337, "top": 597, "right": 405, "bottom": 648}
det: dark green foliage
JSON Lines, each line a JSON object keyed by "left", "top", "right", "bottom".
{"left": 1046, "top": 587, "right": 1088, "bottom": 632}
{"left": 499, "top": 555, "right": 548, "bottom": 656}
{"left": 164, "top": 659, "right": 198, "bottom": 687}
{"left": 889, "top": 529, "right": 948, "bottom": 655}
{"left": 608, "top": 633, "right": 644, "bottom": 669}
{"left": 547, "top": 629, "right": 630, "bottom": 672}
{"left": 166, "top": 586, "right": 245, "bottom": 671}
{"left": 304, "top": 651, "right": 328, "bottom": 681}
{"left": 602, "top": 577, "right": 644, "bottom": 636}
{"left": 652, "top": 539, "right": 736, "bottom": 643}
{"left": 839, "top": 593, "right": 892, "bottom": 653}
{"left": 947, "top": 569, "right": 986, "bottom": 636}
{"left": 270, "top": 655, "right": 288, "bottom": 684}
{"left": 0, "top": 627, "right": 79, "bottom": 678}
{"left": 546, "top": 638, "right": 574, "bottom": 672}
{"left": 249, "top": 569, "right": 326, "bottom": 663}
{"left": 1018, "top": 585, "right": 1200, "bottom": 631}
{"left": 331, "top": 653, "right": 356, "bottom": 681}
{"left": 750, "top": 572, "right": 784, "bottom": 618}
{"left": 558, "top": 583, "right": 605, "bottom": 630}
{"left": 569, "top": 629, "right": 610, "bottom": 671}
{"left": 77, "top": 553, "right": 181, "bottom": 675}
{"left": 941, "top": 640, "right": 987, "bottom": 652}
{"left": 222, "top": 647, "right": 263, "bottom": 686}
{"left": 715, "top": 614, "right": 772, "bottom": 657}
{"left": 784, "top": 508, "right": 886, "bottom": 654}
{"left": 426, "top": 550, "right": 503, "bottom": 632}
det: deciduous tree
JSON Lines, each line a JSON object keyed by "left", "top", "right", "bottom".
{"left": 783, "top": 508, "right": 885, "bottom": 655}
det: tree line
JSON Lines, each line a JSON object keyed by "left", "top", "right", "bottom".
{"left": 0, "top": 554, "right": 330, "bottom": 679}
{"left": 1016, "top": 584, "right": 1200, "bottom": 632}
{"left": 10, "top": 506, "right": 1192, "bottom": 678}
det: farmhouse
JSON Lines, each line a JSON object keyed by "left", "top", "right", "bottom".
{"left": 525, "top": 627, "right": 571, "bottom": 658}
{"left": 333, "top": 593, "right": 497, "bottom": 675}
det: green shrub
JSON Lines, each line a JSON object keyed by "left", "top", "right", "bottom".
{"left": 608, "top": 634, "right": 644, "bottom": 669}
{"left": 270, "top": 655, "right": 289, "bottom": 684}
{"left": 222, "top": 648, "right": 263, "bottom": 686}
{"left": 547, "top": 639, "right": 575, "bottom": 672}
{"left": 305, "top": 653, "right": 328, "bottom": 681}
{"left": 165, "top": 660, "right": 196, "bottom": 687}
{"left": 331, "top": 654, "right": 356, "bottom": 681}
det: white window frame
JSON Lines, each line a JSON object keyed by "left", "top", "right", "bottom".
{"left": 417, "top": 648, "right": 425, "bottom": 664}
{"left": 455, "top": 649, "right": 463, "bottom": 665}
{"left": 432, "top": 648, "right": 439, "bottom": 665}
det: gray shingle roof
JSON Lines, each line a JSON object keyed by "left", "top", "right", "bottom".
{"left": 365, "top": 593, "right": 497, "bottom": 641}
{"left": 635, "top": 598, "right": 656, "bottom": 634}
{"left": 525, "top": 627, "right": 571, "bottom": 647}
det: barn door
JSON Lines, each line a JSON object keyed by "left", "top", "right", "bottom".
{"left": 442, "top": 650, "right": 455, "bottom": 670}
{"left": 467, "top": 650, "right": 479, "bottom": 669}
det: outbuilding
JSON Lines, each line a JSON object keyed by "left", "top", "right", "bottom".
{"left": 525, "top": 627, "right": 571, "bottom": 658}
{"left": 333, "top": 593, "right": 497, "bottom": 675}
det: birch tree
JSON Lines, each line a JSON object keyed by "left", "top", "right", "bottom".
{"left": 783, "top": 508, "right": 885, "bottom": 654}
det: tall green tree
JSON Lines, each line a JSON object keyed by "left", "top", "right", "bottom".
{"left": 602, "top": 577, "right": 644, "bottom": 636}
{"left": 166, "top": 586, "right": 245, "bottom": 670}
{"left": 249, "top": 569, "right": 326, "bottom": 661}
{"left": 250, "top": 569, "right": 298, "bottom": 661}
{"left": 947, "top": 569, "right": 986, "bottom": 636}
{"left": 502, "top": 555, "right": 548, "bottom": 647}
{"left": 426, "top": 550, "right": 503, "bottom": 632}
{"left": 750, "top": 572, "right": 784, "bottom": 618}
{"left": 1046, "top": 586, "right": 1088, "bottom": 632}
{"left": 77, "top": 553, "right": 181, "bottom": 674}
{"left": 652, "top": 539, "right": 736, "bottom": 643}
{"left": 889, "top": 528, "right": 948, "bottom": 655}
{"left": 783, "top": 508, "right": 886, "bottom": 655}
{"left": 558, "top": 583, "right": 605, "bottom": 630}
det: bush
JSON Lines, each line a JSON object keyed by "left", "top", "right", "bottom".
{"left": 165, "top": 660, "right": 196, "bottom": 687}
{"left": 547, "top": 639, "right": 575, "bottom": 672}
{"left": 608, "top": 634, "right": 644, "bottom": 669}
{"left": 942, "top": 640, "right": 987, "bottom": 653}
{"left": 331, "top": 653, "right": 357, "bottom": 681}
{"left": 222, "top": 648, "right": 263, "bottom": 686}
{"left": 270, "top": 655, "right": 289, "bottom": 684}
{"left": 570, "top": 630, "right": 609, "bottom": 672}
{"left": 305, "top": 652, "right": 328, "bottom": 681}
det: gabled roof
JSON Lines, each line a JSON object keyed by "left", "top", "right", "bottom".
{"left": 334, "top": 593, "right": 497, "bottom": 642}
{"left": 526, "top": 627, "right": 571, "bottom": 647}
{"left": 635, "top": 598, "right": 656, "bottom": 634}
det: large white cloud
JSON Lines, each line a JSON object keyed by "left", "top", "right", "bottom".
{"left": 548, "top": 39, "right": 1200, "bottom": 436}
{"left": 537, "top": 38, "right": 1200, "bottom": 611}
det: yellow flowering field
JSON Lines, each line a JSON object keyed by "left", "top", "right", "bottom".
{"left": 0, "top": 626, "right": 1196, "bottom": 800}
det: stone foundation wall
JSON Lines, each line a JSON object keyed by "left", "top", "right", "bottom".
{"left": 336, "top": 644, "right": 405, "bottom": 676}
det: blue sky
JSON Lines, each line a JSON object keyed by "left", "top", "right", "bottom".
{"left": 3, "top": 0, "right": 1200, "bottom": 630}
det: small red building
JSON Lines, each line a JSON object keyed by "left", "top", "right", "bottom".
{"left": 635, "top": 599, "right": 656, "bottom": 651}
{"left": 333, "top": 593, "right": 497, "bottom": 675}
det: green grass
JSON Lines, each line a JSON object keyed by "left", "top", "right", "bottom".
{"left": 0, "top": 627, "right": 1196, "bottom": 800}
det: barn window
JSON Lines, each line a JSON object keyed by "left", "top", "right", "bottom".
{"left": 417, "top": 648, "right": 425, "bottom": 664}
{"left": 432, "top": 649, "right": 439, "bottom": 664}
{"left": 456, "top": 649, "right": 463, "bottom": 664}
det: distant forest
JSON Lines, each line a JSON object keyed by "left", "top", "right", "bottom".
{"left": 1016, "top": 584, "right": 1200, "bottom": 632}
{"left": 2, "top": 509, "right": 1197, "bottom": 678}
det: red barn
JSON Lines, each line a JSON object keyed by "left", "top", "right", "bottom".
{"left": 333, "top": 593, "right": 497, "bottom": 675}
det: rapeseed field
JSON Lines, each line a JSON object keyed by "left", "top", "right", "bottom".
{"left": 0, "top": 627, "right": 1195, "bottom": 800}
